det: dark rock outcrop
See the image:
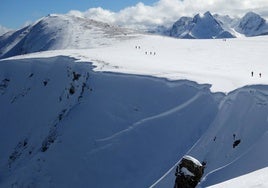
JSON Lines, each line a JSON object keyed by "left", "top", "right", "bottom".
{"left": 174, "top": 155, "right": 204, "bottom": 188}
{"left": 169, "top": 11, "right": 235, "bottom": 39}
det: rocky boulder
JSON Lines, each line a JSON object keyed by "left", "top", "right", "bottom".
{"left": 174, "top": 155, "right": 204, "bottom": 188}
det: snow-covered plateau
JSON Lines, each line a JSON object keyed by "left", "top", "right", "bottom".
{"left": 1, "top": 14, "right": 268, "bottom": 188}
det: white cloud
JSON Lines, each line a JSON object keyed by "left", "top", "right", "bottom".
{"left": 68, "top": 0, "right": 268, "bottom": 30}
{"left": 0, "top": 25, "right": 10, "bottom": 35}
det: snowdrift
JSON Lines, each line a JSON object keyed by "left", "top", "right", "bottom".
{"left": 1, "top": 21, "right": 268, "bottom": 187}
{"left": 0, "top": 56, "right": 220, "bottom": 188}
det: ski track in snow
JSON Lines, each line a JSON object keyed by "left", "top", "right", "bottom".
{"left": 1, "top": 25, "right": 268, "bottom": 187}
{"left": 96, "top": 91, "right": 203, "bottom": 142}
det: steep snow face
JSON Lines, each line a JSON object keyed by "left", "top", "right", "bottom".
{"left": 188, "top": 86, "right": 268, "bottom": 187}
{"left": 147, "top": 85, "right": 268, "bottom": 188}
{"left": 0, "top": 57, "right": 220, "bottom": 188}
{"left": 0, "top": 14, "right": 137, "bottom": 59}
{"left": 169, "top": 12, "right": 234, "bottom": 39}
{"left": 236, "top": 12, "right": 268, "bottom": 36}
{"left": 191, "top": 12, "right": 234, "bottom": 39}
{"left": 1, "top": 29, "right": 268, "bottom": 187}
{"left": 213, "top": 14, "right": 242, "bottom": 37}
{"left": 169, "top": 17, "right": 195, "bottom": 38}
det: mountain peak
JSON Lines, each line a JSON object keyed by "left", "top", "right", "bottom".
{"left": 236, "top": 11, "right": 268, "bottom": 36}
{"left": 0, "top": 14, "right": 136, "bottom": 59}
{"left": 204, "top": 11, "right": 213, "bottom": 17}
{"left": 170, "top": 11, "right": 234, "bottom": 39}
{"left": 243, "top": 11, "right": 262, "bottom": 19}
{"left": 168, "top": 11, "right": 268, "bottom": 39}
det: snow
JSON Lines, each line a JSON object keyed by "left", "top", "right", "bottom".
{"left": 1, "top": 14, "right": 268, "bottom": 188}
{"left": 6, "top": 34, "right": 268, "bottom": 93}
{"left": 181, "top": 167, "right": 195, "bottom": 177}
{"left": 207, "top": 167, "right": 268, "bottom": 188}
{"left": 168, "top": 11, "right": 268, "bottom": 39}
{"left": 0, "top": 14, "right": 137, "bottom": 59}
{"left": 0, "top": 56, "right": 220, "bottom": 188}
{"left": 169, "top": 12, "right": 234, "bottom": 39}
{"left": 236, "top": 12, "right": 268, "bottom": 37}
{"left": 183, "top": 155, "right": 202, "bottom": 166}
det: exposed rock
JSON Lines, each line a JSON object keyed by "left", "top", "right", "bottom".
{"left": 236, "top": 12, "right": 268, "bottom": 36}
{"left": 174, "top": 155, "right": 204, "bottom": 188}
{"left": 169, "top": 11, "right": 234, "bottom": 39}
{"left": 233, "top": 139, "right": 241, "bottom": 148}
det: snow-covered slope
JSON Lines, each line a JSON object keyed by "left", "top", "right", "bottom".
{"left": 208, "top": 167, "right": 268, "bottom": 188}
{"left": 189, "top": 86, "right": 268, "bottom": 187}
{"left": 1, "top": 24, "right": 268, "bottom": 187}
{"left": 0, "top": 14, "right": 137, "bottom": 59}
{"left": 0, "top": 56, "right": 220, "bottom": 188}
{"left": 14, "top": 34, "right": 268, "bottom": 93}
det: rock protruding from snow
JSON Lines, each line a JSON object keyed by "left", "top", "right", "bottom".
{"left": 174, "top": 155, "right": 204, "bottom": 188}
{"left": 169, "top": 11, "right": 235, "bottom": 39}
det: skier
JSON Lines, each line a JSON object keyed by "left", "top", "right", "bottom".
{"left": 251, "top": 71, "right": 254, "bottom": 77}
{"left": 259, "top": 73, "right": 262, "bottom": 78}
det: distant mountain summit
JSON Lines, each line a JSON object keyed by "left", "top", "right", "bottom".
{"left": 170, "top": 11, "right": 234, "bottom": 39}
{"left": 1, "top": 11, "right": 268, "bottom": 59}
{"left": 236, "top": 12, "right": 268, "bottom": 36}
{"left": 0, "top": 14, "right": 136, "bottom": 59}
{"left": 169, "top": 11, "right": 268, "bottom": 39}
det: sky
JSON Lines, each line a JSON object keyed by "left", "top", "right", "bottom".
{"left": 1, "top": 0, "right": 268, "bottom": 30}
{"left": 0, "top": 0, "right": 157, "bottom": 29}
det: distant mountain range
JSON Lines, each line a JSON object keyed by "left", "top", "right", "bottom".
{"left": 1, "top": 11, "right": 268, "bottom": 59}
{"left": 167, "top": 11, "right": 268, "bottom": 39}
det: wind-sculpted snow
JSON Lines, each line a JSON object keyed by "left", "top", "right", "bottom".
{"left": 1, "top": 51, "right": 268, "bottom": 188}
{"left": 0, "top": 56, "right": 220, "bottom": 188}
{"left": 145, "top": 85, "right": 268, "bottom": 188}
{"left": 1, "top": 28, "right": 268, "bottom": 187}
{"left": 190, "top": 86, "right": 268, "bottom": 187}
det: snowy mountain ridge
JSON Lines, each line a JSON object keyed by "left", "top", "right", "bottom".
{"left": 0, "top": 14, "right": 137, "bottom": 59}
{"left": 1, "top": 34, "right": 268, "bottom": 187}
{"left": 168, "top": 11, "right": 268, "bottom": 39}
{"left": 1, "top": 11, "right": 268, "bottom": 59}
{"left": 1, "top": 10, "right": 268, "bottom": 188}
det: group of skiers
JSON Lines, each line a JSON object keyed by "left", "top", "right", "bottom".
{"left": 251, "top": 71, "right": 262, "bottom": 78}
{"left": 135, "top": 45, "right": 156, "bottom": 56}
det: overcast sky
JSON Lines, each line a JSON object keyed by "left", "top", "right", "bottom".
{"left": 1, "top": 0, "right": 268, "bottom": 30}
